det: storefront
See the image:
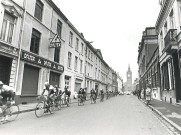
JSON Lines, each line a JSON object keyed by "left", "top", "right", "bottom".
{"left": 74, "top": 78, "right": 83, "bottom": 92}
{"left": 0, "top": 42, "right": 19, "bottom": 88}
{"left": 0, "top": 55, "right": 12, "bottom": 85}
{"left": 16, "top": 50, "right": 64, "bottom": 104}
{"left": 49, "top": 71, "right": 60, "bottom": 87}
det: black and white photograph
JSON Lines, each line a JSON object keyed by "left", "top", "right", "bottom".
{"left": 1, "top": 0, "right": 181, "bottom": 135}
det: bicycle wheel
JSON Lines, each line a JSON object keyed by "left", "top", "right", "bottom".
{"left": 35, "top": 101, "right": 45, "bottom": 118}
{"left": 6, "top": 105, "right": 19, "bottom": 121}
{"left": 78, "top": 98, "right": 80, "bottom": 106}
{"left": 57, "top": 100, "right": 62, "bottom": 110}
{"left": 49, "top": 102, "right": 55, "bottom": 114}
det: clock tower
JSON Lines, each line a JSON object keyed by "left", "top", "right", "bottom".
{"left": 126, "top": 64, "right": 132, "bottom": 92}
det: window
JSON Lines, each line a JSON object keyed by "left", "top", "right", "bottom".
{"left": 65, "top": 76, "right": 71, "bottom": 90}
{"left": 169, "top": 10, "right": 175, "bottom": 29}
{"left": 34, "top": 0, "right": 43, "bottom": 21}
{"left": 54, "top": 48, "right": 60, "bottom": 63}
{"left": 68, "top": 52, "right": 72, "bottom": 68}
{"left": 0, "top": 12, "right": 15, "bottom": 44}
{"left": 80, "top": 60, "right": 83, "bottom": 73}
{"left": 75, "top": 38, "right": 79, "bottom": 51}
{"left": 69, "top": 31, "right": 73, "bottom": 46}
{"left": 160, "top": 31, "right": 164, "bottom": 50}
{"left": 88, "top": 50, "right": 90, "bottom": 59}
{"left": 164, "top": 22, "right": 167, "bottom": 36}
{"left": 74, "top": 56, "right": 78, "bottom": 71}
{"left": 91, "top": 53, "right": 93, "bottom": 61}
{"left": 57, "top": 20, "right": 62, "bottom": 38}
{"left": 30, "top": 29, "right": 41, "bottom": 54}
{"left": 81, "top": 43, "right": 84, "bottom": 55}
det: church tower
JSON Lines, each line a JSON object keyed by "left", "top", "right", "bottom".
{"left": 126, "top": 64, "right": 132, "bottom": 92}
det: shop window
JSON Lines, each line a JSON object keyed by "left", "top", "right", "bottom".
{"left": 49, "top": 71, "right": 60, "bottom": 87}
{"left": 34, "top": 0, "right": 43, "bottom": 21}
{"left": 30, "top": 28, "right": 41, "bottom": 54}
{"left": 0, "top": 12, "right": 15, "bottom": 44}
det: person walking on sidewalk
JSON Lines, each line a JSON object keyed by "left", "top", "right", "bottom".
{"left": 137, "top": 89, "right": 141, "bottom": 99}
{"left": 145, "top": 84, "right": 152, "bottom": 105}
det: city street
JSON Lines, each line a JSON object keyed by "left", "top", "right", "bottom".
{"left": 0, "top": 95, "right": 172, "bottom": 135}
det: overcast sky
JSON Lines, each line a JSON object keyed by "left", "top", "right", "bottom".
{"left": 52, "top": 0, "right": 160, "bottom": 82}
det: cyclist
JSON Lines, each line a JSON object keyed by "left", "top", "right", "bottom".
{"left": 62, "top": 87, "right": 71, "bottom": 105}
{"left": 90, "top": 88, "right": 96, "bottom": 102}
{"left": 0, "top": 81, "right": 15, "bottom": 121}
{"left": 100, "top": 89, "right": 104, "bottom": 101}
{"left": 0, "top": 81, "right": 15, "bottom": 105}
{"left": 40, "top": 82, "right": 55, "bottom": 108}
{"left": 54, "top": 85, "right": 62, "bottom": 96}
{"left": 82, "top": 88, "right": 87, "bottom": 101}
{"left": 78, "top": 88, "right": 84, "bottom": 102}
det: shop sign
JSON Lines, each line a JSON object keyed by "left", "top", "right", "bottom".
{"left": 49, "top": 34, "right": 61, "bottom": 48}
{"left": 21, "top": 50, "right": 64, "bottom": 72}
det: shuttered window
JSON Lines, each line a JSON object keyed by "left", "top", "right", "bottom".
{"left": 34, "top": 0, "right": 43, "bottom": 21}
{"left": 0, "top": 12, "right": 15, "bottom": 44}
{"left": 30, "top": 29, "right": 41, "bottom": 54}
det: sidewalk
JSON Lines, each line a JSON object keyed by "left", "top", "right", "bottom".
{"left": 144, "top": 99, "right": 181, "bottom": 132}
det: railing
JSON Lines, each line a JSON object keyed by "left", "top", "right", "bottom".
{"left": 164, "top": 29, "right": 177, "bottom": 48}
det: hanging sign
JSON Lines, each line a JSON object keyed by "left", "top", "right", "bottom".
{"left": 49, "top": 34, "right": 61, "bottom": 48}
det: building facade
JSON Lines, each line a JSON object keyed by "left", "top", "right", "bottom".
{"left": 117, "top": 72, "right": 123, "bottom": 93}
{"left": 156, "top": 0, "right": 181, "bottom": 103}
{"left": 0, "top": 0, "right": 24, "bottom": 90}
{"left": 0, "top": 0, "right": 119, "bottom": 104}
{"left": 137, "top": 27, "right": 160, "bottom": 99}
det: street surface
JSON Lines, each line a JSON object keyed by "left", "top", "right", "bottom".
{"left": 0, "top": 95, "right": 173, "bottom": 135}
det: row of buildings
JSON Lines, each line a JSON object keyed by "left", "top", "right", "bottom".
{"left": 0, "top": 0, "right": 123, "bottom": 104}
{"left": 138, "top": 0, "right": 181, "bottom": 104}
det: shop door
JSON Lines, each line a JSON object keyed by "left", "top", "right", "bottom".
{"left": 22, "top": 65, "right": 39, "bottom": 95}
{"left": 0, "top": 55, "right": 12, "bottom": 85}
{"left": 75, "top": 83, "right": 81, "bottom": 92}
{"left": 49, "top": 71, "right": 60, "bottom": 87}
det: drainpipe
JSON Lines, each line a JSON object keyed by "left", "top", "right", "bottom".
{"left": 15, "top": 0, "right": 27, "bottom": 93}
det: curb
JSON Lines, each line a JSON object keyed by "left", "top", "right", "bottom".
{"left": 141, "top": 99, "right": 181, "bottom": 133}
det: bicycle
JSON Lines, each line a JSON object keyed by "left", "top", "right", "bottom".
{"left": 100, "top": 93, "right": 104, "bottom": 102}
{"left": 61, "top": 95, "right": 70, "bottom": 107}
{"left": 78, "top": 94, "right": 85, "bottom": 106}
{"left": 35, "top": 95, "right": 55, "bottom": 118}
{"left": 90, "top": 94, "right": 96, "bottom": 104}
{"left": 0, "top": 101, "right": 19, "bottom": 123}
{"left": 54, "top": 94, "right": 62, "bottom": 110}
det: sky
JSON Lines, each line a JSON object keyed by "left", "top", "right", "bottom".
{"left": 52, "top": 0, "right": 160, "bottom": 82}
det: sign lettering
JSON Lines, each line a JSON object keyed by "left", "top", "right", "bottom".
{"left": 21, "top": 50, "right": 64, "bottom": 72}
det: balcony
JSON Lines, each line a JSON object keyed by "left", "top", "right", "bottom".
{"left": 163, "top": 29, "right": 178, "bottom": 54}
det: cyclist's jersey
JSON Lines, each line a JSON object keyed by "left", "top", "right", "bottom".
{"left": 100, "top": 90, "right": 104, "bottom": 94}
{"left": 43, "top": 85, "right": 55, "bottom": 97}
{"left": 90, "top": 90, "right": 96, "bottom": 95}
{"left": 63, "top": 90, "right": 71, "bottom": 97}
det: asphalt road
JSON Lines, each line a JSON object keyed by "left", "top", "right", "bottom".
{"left": 0, "top": 95, "right": 172, "bottom": 135}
